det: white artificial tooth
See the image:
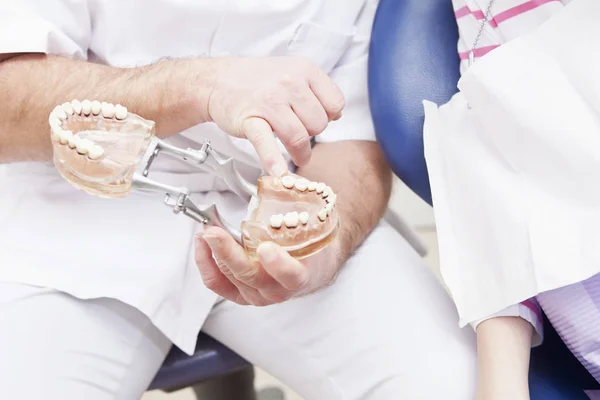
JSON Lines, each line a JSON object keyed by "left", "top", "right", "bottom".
{"left": 76, "top": 138, "right": 93, "bottom": 155}
{"left": 55, "top": 111, "right": 67, "bottom": 121}
{"left": 325, "top": 203, "right": 334, "bottom": 214}
{"left": 53, "top": 106, "right": 67, "bottom": 121}
{"left": 87, "top": 145, "right": 105, "bottom": 160}
{"left": 50, "top": 123, "right": 62, "bottom": 142}
{"left": 48, "top": 111, "right": 61, "bottom": 125}
{"left": 101, "top": 102, "right": 115, "bottom": 118}
{"left": 326, "top": 193, "right": 337, "bottom": 205}
{"left": 68, "top": 134, "right": 80, "bottom": 149}
{"left": 315, "top": 183, "right": 326, "bottom": 194}
{"left": 284, "top": 211, "right": 299, "bottom": 228}
{"left": 49, "top": 115, "right": 62, "bottom": 129}
{"left": 299, "top": 211, "right": 309, "bottom": 225}
{"left": 269, "top": 214, "right": 284, "bottom": 229}
{"left": 322, "top": 187, "right": 331, "bottom": 198}
{"left": 81, "top": 100, "right": 92, "bottom": 115}
{"left": 91, "top": 101, "right": 101, "bottom": 115}
{"left": 281, "top": 175, "right": 295, "bottom": 189}
{"left": 59, "top": 130, "right": 73, "bottom": 145}
{"left": 52, "top": 118, "right": 63, "bottom": 129}
{"left": 62, "top": 102, "right": 74, "bottom": 115}
{"left": 71, "top": 99, "right": 82, "bottom": 115}
{"left": 318, "top": 209, "right": 327, "bottom": 221}
{"left": 294, "top": 179, "right": 308, "bottom": 192}
{"left": 115, "top": 104, "right": 128, "bottom": 120}
{"left": 307, "top": 181, "right": 317, "bottom": 191}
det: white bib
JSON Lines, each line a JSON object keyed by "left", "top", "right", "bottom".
{"left": 423, "top": 0, "right": 600, "bottom": 326}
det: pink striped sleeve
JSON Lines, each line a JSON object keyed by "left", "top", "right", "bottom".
{"left": 454, "top": 0, "right": 562, "bottom": 26}
{"left": 452, "top": 0, "right": 568, "bottom": 71}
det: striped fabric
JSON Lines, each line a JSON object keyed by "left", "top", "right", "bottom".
{"left": 452, "top": 0, "right": 574, "bottom": 74}
{"left": 537, "top": 275, "right": 600, "bottom": 383}
{"left": 452, "top": 0, "right": 600, "bottom": 385}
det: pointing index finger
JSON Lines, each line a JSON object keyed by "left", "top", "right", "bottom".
{"left": 242, "top": 117, "right": 288, "bottom": 176}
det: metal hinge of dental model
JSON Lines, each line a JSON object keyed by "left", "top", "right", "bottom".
{"left": 131, "top": 137, "right": 257, "bottom": 243}
{"left": 48, "top": 98, "right": 257, "bottom": 245}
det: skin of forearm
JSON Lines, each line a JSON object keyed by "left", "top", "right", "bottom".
{"left": 0, "top": 52, "right": 392, "bottom": 257}
{"left": 0, "top": 53, "right": 215, "bottom": 163}
{"left": 475, "top": 316, "right": 533, "bottom": 400}
{"left": 296, "top": 140, "right": 392, "bottom": 263}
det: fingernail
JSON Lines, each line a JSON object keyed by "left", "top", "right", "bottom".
{"left": 202, "top": 234, "right": 219, "bottom": 248}
{"left": 271, "top": 163, "right": 286, "bottom": 177}
{"left": 257, "top": 242, "right": 279, "bottom": 264}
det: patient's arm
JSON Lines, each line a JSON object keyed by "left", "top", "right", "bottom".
{"left": 0, "top": 53, "right": 213, "bottom": 163}
{"left": 475, "top": 316, "right": 534, "bottom": 400}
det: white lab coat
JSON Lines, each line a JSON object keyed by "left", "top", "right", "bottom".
{"left": 0, "top": 0, "right": 378, "bottom": 355}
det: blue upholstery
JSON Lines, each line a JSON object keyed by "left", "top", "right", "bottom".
{"left": 368, "top": 0, "right": 461, "bottom": 205}
{"left": 368, "top": 0, "right": 600, "bottom": 397}
{"left": 148, "top": 332, "right": 251, "bottom": 392}
{"left": 528, "top": 316, "right": 598, "bottom": 399}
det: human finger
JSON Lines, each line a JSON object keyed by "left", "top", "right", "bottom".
{"left": 213, "top": 256, "right": 273, "bottom": 306}
{"left": 263, "top": 105, "right": 312, "bottom": 167}
{"left": 199, "top": 229, "right": 270, "bottom": 305}
{"left": 195, "top": 234, "right": 249, "bottom": 305}
{"left": 202, "top": 226, "right": 272, "bottom": 289}
{"left": 204, "top": 230, "right": 284, "bottom": 306}
{"left": 290, "top": 86, "right": 330, "bottom": 137}
{"left": 242, "top": 117, "right": 288, "bottom": 176}
{"left": 257, "top": 241, "right": 309, "bottom": 292}
{"left": 307, "top": 68, "right": 345, "bottom": 121}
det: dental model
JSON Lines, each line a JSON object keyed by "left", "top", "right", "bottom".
{"left": 242, "top": 174, "right": 339, "bottom": 260}
{"left": 49, "top": 100, "right": 339, "bottom": 260}
{"left": 49, "top": 100, "right": 155, "bottom": 198}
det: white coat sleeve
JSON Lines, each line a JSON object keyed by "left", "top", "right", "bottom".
{"left": 0, "top": 0, "right": 91, "bottom": 59}
{"left": 315, "top": 0, "right": 379, "bottom": 144}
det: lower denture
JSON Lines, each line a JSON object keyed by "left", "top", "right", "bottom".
{"left": 241, "top": 173, "right": 339, "bottom": 260}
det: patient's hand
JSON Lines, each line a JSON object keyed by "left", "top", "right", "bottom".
{"left": 195, "top": 224, "right": 342, "bottom": 306}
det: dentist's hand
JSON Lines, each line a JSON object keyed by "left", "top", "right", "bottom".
{"left": 195, "top": 226, "right": 343, "bottom": 306}
{"left": 205, "top": 57, "right": 345, "bottom": 176}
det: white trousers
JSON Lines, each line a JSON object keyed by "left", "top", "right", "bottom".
{"left": 0, "top": 223, "right": 477, "bottom": 400}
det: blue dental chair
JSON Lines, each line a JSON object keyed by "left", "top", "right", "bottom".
{"left": 368, "top": 0, "right": 600, "bottom": 398}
